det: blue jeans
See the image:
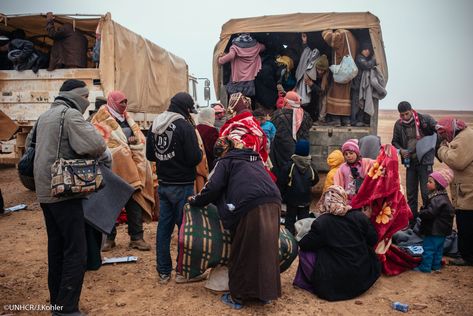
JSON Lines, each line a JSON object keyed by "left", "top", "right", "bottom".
{"left": 419, "top": 235, "right": 445, "bottom": 272}
{"left": 156, "top": 184, "right": 194, "bottom": 275}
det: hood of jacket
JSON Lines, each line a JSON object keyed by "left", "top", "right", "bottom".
{"left": 291, "top": 154, "right": 312, "bottom": 172}
{"left": 151, "top": 111, "right": 185, "bottom": 134}
{"left": 55, "top": 91, "right": 90, "bottom": 114}
{"left": 327, "top": 150, "right": 344, "bottom": 169}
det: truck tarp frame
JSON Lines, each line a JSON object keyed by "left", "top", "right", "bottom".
{"left": 0, "top": 12, "right": 189, "bottom": 114}
{"left": 213, "top": 12, "right": 388, "bottom": 97}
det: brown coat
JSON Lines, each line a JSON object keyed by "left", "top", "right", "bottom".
{"left": 47, "top": 21, "right": 88, "bottom": 70}
{"left": 322, "top": 29, "right": 358, "bottom": 116}
{"left": 437, "top": 127, "right": 473, "bottom": 210}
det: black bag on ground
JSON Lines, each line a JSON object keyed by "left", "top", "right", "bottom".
{"left": 18, "top": 122, "right": 37, "bottom": 191}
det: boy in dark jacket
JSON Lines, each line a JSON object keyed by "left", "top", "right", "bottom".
{"left": 415, "top": 168, "right": 455, "bottom": 273}
{"left": 277, "top": 139, "right": 319, "bottom": 235}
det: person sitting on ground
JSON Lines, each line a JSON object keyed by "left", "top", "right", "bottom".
{"left": 294, "top": 185, "right": 381, "bottom": 301}
{"left": 277, "top": 139, "right": 319, "bottom": 235}
{"left": 189, "top": 136, "right": 282, "bottom": 309}
{"left": 92, "top": 90, "right": 155, "bottom": 252}
{"left": 414, "top": 168, "right": 455, "bottom": 273}
{"left": 196, "top": 107, "right": 218, "bottom": 170}
{"left": 46, "top": 12, "right": 88, "bottom": 71}
{"left": 334, "top": 139, "right": 374, "bottom": 202}
{"left": 322, "top": 149, "right": 344, "bottom": 193}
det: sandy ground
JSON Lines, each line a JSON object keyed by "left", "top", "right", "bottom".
{"left": 1, "top": 110, "right": 473, "bottom": 316}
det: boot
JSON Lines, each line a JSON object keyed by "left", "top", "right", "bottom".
{"left": 129, "top": 239, "right": 151, "bottom": 251}
{"left": 102, "top": 239, "right": 116, "bottom": 252}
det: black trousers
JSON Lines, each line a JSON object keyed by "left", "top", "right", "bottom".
{"left": 108, "top": 197, "right": 143, "bottom": 241}
{"left": 285, "top": 204, "right": 310, "bottom": 235}
{"left": 406, "top": 163, "right": 432, "bottom": 220}
{"left": 456, "top": 210, "right": 473, "bottom": 263}
{"left": 41, "top": 199, "right": 87, "bottom": 314}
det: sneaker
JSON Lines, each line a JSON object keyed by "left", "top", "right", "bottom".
{"left": 129, "top": 239, "right": 151, "bottom": 251}
{"left": 159, "top": 273, "right": 171, "bottom": 284}
{"left": 449, "top": 258, "right": 473, "bottom": 266}
{"left": 102, "top": 239, "right": 116, "bottom": 252}
{"left": 221, "top": 293, "right": 243, "bottom": 310}
{"left": 413, "top": 267, "right": 431, "bottom": 273}
{"left": 175, "top": 271, "right": 209, "bottom": 284}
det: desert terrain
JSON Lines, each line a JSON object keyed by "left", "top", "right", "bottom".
{"left": 1, "top": 109, "right": 473, "bottom": 316}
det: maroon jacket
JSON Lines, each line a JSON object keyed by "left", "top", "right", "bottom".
{"left": 196, "top": 124, "right": 218, "bottom": 170}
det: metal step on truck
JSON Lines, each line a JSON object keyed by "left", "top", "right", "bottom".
{"left": 212, "top": 12, "right": 388, "bottom": 185}
{"left": 0, "top": 12, "right": 196, "bottom": 164}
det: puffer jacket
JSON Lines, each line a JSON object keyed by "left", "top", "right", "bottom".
{"left": 419, "top": 191, "right": 455, "bottom": 236}
{"left": 437, "top": 127, "right": 473, "bottom": 210}
{"left": 323, "top": 150, "right": 344, "bottom": 192}
{"left": 189, "top": 148, "right": 281, "bottom": 230}
{"left": 30, "top": 93, "right": 106, "bottom": 203}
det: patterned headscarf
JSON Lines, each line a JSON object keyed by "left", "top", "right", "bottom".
{"left": 107, "top": 90, "right": 127, "bottom": 122}
{"left": 315, "top": 185, "right": 352, "bottom": 216}
{"left": 436, "top": 117, "right": 467, "bottom": 142}
{"left": 227, "top": 92, "right": 251, "bottom": 116}
{"left": 284, "top": 91, "right": 304, "bottom": 140}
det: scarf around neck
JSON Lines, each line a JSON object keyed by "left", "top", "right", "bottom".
{"left": 107, "top": 91, "right": 127, "bottom": 122}
{"left": 401, "top": 110, "right": 421, "bottom": 140}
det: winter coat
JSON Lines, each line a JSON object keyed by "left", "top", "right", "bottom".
{"left": 323, "top": 150, "right": 344, "bottom": 192}
{"left": 189, "top": 148, "right": 281, "bottom": 230}
{"left": 146, "top": 112, "right": 202, "bottom": 185}
{"left": 196, "top": 124, "right": 218, "bottom": 170}
{"left": 334, "top": 158, "right": 374, "bottom": 201}
{"left": 255, "top": 54, "right": 279, "bottom": 109}
{"left": 391, "top": 112, "right": 437, "bottom": 165}
{"left": 419, "top": 191, "right": 454, "bottom": 236}
{"left": 218, "top": 43, "right": 265, "bottom": 83}
{"left": 299, "top": 210, "right": 381, "bottom": 301}
{"left": 30, "top": 93, "right": 107, "bottom": 204}
{"left": 437, "top": 127, "right": 473, "bottom": 210}
{"left": 270, "top": 108, "right": 312, "bottom": 174}
{"left": 277, "top": 155, "right": 319, "bottom": 206}
{"left": 47, "top": 21, "right": 88, "bottom": 69}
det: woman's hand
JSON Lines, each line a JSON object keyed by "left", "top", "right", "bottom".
{"left": 128, "top": 136, "right": 139, "bottom": 145}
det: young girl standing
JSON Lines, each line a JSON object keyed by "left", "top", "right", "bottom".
{"left": 415, "top": 168, "right": 455, "bottom": 273}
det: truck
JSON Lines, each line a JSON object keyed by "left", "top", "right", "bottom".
{"left": 212, "top": 12, "right": 388, "bottom": 173}
{"left": 0, "top": 12, "right": 195, "bottom": 163}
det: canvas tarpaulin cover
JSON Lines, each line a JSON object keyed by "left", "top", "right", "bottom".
{"left": 0, "top": 13, "right": 188, "bottom": 114}
{"left": 213, "top": 12, "right": 388, "bottom": 96}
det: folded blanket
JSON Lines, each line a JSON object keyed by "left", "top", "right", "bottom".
{"left": 177, "top": 203, "right": 298, "bottom": 279}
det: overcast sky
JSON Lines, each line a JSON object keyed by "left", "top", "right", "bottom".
{"left": 3, "top": 0, "right": 472, "bottom": 110}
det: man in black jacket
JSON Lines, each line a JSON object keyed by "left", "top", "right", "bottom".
{"left": 146, "top": 92, "right": 202, "bottom": 284}
{"left": 391, "top": 101, "right": 437, "bottom": 223}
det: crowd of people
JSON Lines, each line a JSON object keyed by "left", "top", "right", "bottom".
{"left": 17, "top": 31, "right": 472, "bottom": 315}
{"left": 0, "top": 12, "right": 98, "bottom": 73}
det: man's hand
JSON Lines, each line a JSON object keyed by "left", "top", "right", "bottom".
{"left": 400, "top": 149, "right": 410, "bottom": 159}
{"left": 128, "top": 136, "right": 138, "bottom": 145}
{"left": 46, "top": 12, "right": 54, "bottom": 22}
{"left": 303, "top": 74, "right": 314, "bottom": 87}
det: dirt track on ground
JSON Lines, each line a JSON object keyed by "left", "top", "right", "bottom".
{"left": 1, "top": 110, "right": 473, "bottom": 315}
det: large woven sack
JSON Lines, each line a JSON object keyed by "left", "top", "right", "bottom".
{"left": 177, "top": 203, "right": 298, "bottom": 279}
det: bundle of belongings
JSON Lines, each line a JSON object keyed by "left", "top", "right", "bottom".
{"left": 177, "top": 203, "right": 298, "bottom": 279}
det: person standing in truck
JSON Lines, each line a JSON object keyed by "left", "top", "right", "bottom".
{"left": 391, "top": 101, "right": 437, "bottom": 224}
{"left": 46, "top": 12, "right": 88, "bottom": 71}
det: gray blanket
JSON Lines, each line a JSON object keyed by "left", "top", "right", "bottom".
{"left": 359, "top": 66, "right": 387, "bottom": 116}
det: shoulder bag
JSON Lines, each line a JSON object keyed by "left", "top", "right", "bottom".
{"left": 51, "top": 108, "right": 104, "bottom": 197}
{"left": 329, "top": 32, "right": 358, "bottom": 84}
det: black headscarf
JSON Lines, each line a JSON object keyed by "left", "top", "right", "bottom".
{"left": 168, "top": 92, "right": 196, "bottom": 118}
